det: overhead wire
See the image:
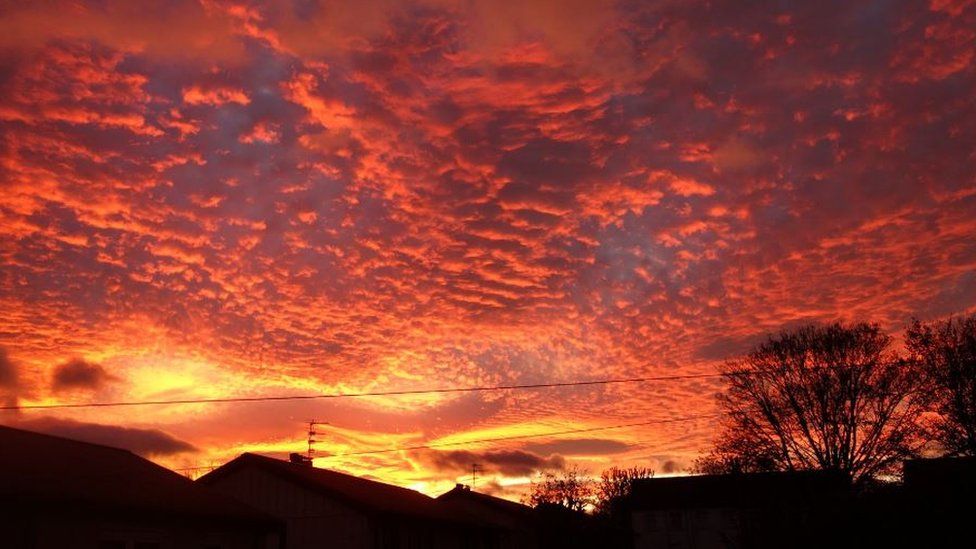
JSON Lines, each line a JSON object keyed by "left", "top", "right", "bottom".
{"left": 325, "top": 414, "right": 719, "bottom": 458}
{"left": 173, "top": 413, "right": 718, "bottom": 473}
{"left": 2, "top": 372, "right": 729, "bottom": 411}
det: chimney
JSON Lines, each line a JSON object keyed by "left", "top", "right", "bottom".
{"left": 289, "top": 452, "right": 313, "bottom": 466}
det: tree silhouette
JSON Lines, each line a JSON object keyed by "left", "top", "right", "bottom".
{"left": 696, "top": 322, "right": 928, "bottom": 483}
{"left": 525, "top": 466, "right": 593, "bottom": 512}
{"left": 594, "top": 466, "right": 654, "bottom": 516}
{"left": 906, "top": 314, "right": 976, "bottom": 457}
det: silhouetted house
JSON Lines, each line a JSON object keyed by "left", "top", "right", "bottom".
{"left": 896, "top": 456, "right": 975, "bottom": 546}
{"left": 627, "top": 470, "right": 850, "bottom": 549}
{"left": 0, "top": 424, "right": 282, "bottom": 549}
{"left": 903, "top": 455, "right": 976, "bottom": 500}
{"left": 199, "top": 453, "right": 494, "bottom": 549}
{"left": 437, "top": 484, "right": 538, "bottom": 549}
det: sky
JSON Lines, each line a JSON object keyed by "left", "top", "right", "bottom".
{"left": 1, "top": 0, "right": 975, "bottom": 500}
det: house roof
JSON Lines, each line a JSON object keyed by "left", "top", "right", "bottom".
{"left": 199, "top": 453, "right": 472, "bottom": 524}
{"left": 437, "top": 484, "right": 535, "bottom": 517}
{"left": 629, "top": 470, "right": 850, "bottom": 510}
{"left": 436, "top": 484, "right": 538, "bottom": 531}
{"left": 0, "top": 424, "right": 277, "bottom": 526}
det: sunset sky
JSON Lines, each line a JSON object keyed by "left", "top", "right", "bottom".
{"left": 1, "top": 0, "right": 975, "bottom": 499}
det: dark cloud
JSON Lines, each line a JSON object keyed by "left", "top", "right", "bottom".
{"left": 0, "top": 347, "right": 21, "bottom": 410}
{"left": 419, "top": 448, "right": 565, "bottom": 477}
{"left": 51, "top": 359, "right": 118, "bottom": 391}
{"left": 12, "top": 417, "right": 196, "bottom": 457}
{"left": 0, "top": 347, "right": 17, "bottom": 388}
{"left": 639, "top": 455, "right": 688, "bottom": 475}
{"left": 522, "top": 438, "right": 632, "bottom": 456}
{"left": 660, "top": 460, "right": 681, "bottom": 474}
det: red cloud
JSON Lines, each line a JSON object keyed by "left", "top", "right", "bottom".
{"left": 0, "top": 0, "right": 974, "bottom": 497}
{"left": 182, "top": 85, "right": 250, "bottom": 106}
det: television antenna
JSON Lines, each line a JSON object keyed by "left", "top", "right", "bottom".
{"left": 307, "top": 419, "right": 329, "bottom": 461}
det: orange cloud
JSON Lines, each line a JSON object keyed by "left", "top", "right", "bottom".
{"left": 1, "top": 0, "right": 974, "bottom": 500}
{"left": 182, "top": 85, "right": 250, "bottom": 106}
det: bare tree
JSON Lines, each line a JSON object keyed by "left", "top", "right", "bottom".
{"left": 696, "top": 322, "right": 928, "bottom": 483}
{"left": 594, "top": 466, "right": 654, "bottom": 516}
{"left": 525, "top": 466, "right": 593, "bottom": 512}
{"left": 906, "top": 315, "right": 976, "bottom": 456}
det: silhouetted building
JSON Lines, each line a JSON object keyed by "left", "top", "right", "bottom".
{"left": 627, "top": 470, "right": 850, "bottom": 549}
{"left": 887, "top": 456, "right": 976, "bottom": 546}
{"left": 0, "top": 424, "right": 282, "bottom": 549}
{"left": 199, "top": 453, "right": 495, "bottom": 549}
{"left": 903, "top": 455, "right": 976, "bottom": 500}
{"left": 437, "top": 484, "right": 538, "bottom": 549}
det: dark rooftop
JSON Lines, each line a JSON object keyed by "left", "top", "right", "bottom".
{"left": 200, "top": 452, "right": 473, "bottom": 524}
{"left": 437, "top": 483, "right": 534, "bottom": 517}
{"left": 0, "top": 423, "right": 276, "bottom": 525}
{"left": 629, "top": 470, "right": 851, "bottom": 510}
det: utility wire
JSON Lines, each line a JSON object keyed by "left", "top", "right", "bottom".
{"left": 174, "top": 413, "right": 717, "bottom": 472}
{"left": 2, "top": 373, "right": 728, "bottom": 411}
{"left": 325, "top": 414, "right": 718, "bottom": 458}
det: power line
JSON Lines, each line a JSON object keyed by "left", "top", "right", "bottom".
{"left": 326, "top": 414, "right": 717, "bottom": 458}
{"left": 174, "top": 413, "right": 717, "bottom": 473}
{"left": 2, "top": 373, "right": 728, "bottom": 411}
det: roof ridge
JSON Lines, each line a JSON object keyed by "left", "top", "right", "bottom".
{"left": 0, "top": 426, "right": 279, "bottom": 524}
{"left": 240, "top": 452, "right": 435, "bottom": 498}
{"left": 0, "top": 422, "right": 138, "bottom": 456}
{"left": 438, "top": 485, "right": 532, "bottom": 510}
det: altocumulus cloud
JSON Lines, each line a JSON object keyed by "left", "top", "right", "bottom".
{"left": 0, "top": 0, "right": 974, "bottom": 493}
{"left": 51, "top": 358, "right": 118, "bottom": 392}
